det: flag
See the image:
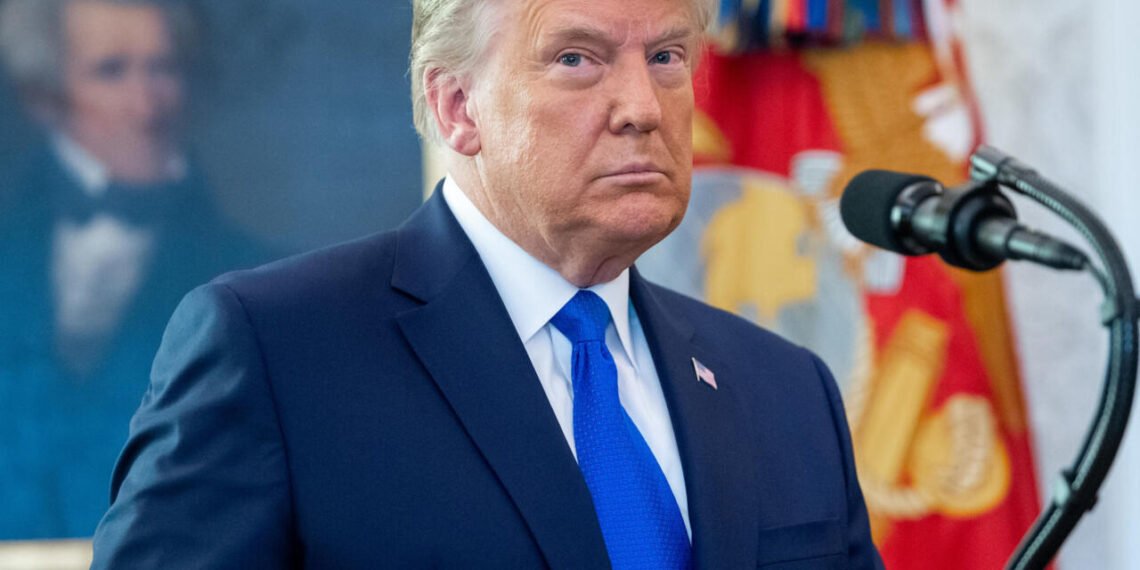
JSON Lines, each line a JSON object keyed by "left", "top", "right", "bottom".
{"left": 638, "top": 10, "right": 1043, "bottom": 568}
{"left": 692, "top": 357, "right": 719, "bottom": 390}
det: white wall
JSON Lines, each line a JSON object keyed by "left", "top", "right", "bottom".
{"left": 958, "top": 0, "right": 1140, "bottom": 567}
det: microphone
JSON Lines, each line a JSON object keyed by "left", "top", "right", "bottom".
{"left": 840, "top": 169, "right": 1088, "bottom": 272}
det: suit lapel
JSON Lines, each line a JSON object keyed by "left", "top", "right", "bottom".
{"left": 392, "top": 190, "right": 610, "bottom": 569}
{"left": 631, "top": 269, "right": 761, "bottom": 570}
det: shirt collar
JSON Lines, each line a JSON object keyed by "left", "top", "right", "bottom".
{"left": 51, "top": 133, "right": 189, "bottom": 198}
{"left": 441, "top": 176, "right": 638, "bottom": 365}
{"left": 53, "top": 134, "right": 109, "bottom": 196}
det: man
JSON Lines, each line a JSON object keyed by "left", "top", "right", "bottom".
{"left": 93, "top": 0, "right": 882, "bottom": 567}
{"left": 0, "top": 0, "right": 268, "bottom": 538}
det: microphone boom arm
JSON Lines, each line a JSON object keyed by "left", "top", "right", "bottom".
{"left": 970, "top": 145, "right": 1140, "bottom": 570}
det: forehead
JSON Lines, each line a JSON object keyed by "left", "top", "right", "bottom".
{"left": 512, "top": 0, "right": 699, "bottom": 45}
{"left": 64, "top": 1, "right": 173, "bottom": 60}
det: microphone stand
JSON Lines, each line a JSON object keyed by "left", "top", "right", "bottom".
{"left": 969, "top": 145, "right": 1139, "bottom": 570}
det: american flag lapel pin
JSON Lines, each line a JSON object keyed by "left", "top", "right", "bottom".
{"left": 691, "top": 357, "right": 717, "bottom": 390}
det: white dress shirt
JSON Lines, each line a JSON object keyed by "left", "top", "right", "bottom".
{"left": 51, "top": 135, "right": 158, "bottom": 342}
{"left": 442, "top": 177, "right": 691, "bottom": 537}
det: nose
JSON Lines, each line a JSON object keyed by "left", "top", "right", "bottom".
{"left": 608, "top": 56, "right": 662, "bottom": 134}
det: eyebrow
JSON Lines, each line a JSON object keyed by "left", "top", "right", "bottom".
{"left": 649, "top": 25, "right": 699, "bottom": 47}
{"left": 540, "top": 23, "right": 697, "bottom": 50}
{"left": 540, "top": 25, "right": 618, "bottom": 51}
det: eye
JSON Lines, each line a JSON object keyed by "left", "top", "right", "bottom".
{"left": 93, "top": 57, "right": 128, "bottom": 81}
{"left": 558, "top": 53, "right": 584, "bottom": 67}
{"left": 650, "top": 51, "right": 678, "bottom": 65}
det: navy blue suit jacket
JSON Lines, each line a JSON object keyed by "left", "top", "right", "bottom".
{"left": 92, "top": 190, "right": 882, "bottom": 569}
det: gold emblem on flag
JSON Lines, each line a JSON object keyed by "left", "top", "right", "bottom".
{"left": 704, "top": 176, "right": 818, "bottom": 322}
{"left": 849, "top": 310, "right": 1011, "bottom": 542}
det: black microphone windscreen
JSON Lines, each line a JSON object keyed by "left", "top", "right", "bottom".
{"left": 840, "top": 170, "right": 937, "bottom": 254}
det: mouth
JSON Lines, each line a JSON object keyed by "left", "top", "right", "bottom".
{"left": 597, "top": 164, "right": 669, "bottom": 186}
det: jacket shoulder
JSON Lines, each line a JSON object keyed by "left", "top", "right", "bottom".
{"left": 210, "top": 229, "right": 402, "bottom": 310}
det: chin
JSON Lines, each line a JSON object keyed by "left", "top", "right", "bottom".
{"left": 603, "top": 195, "right": 686, "bottom": 247}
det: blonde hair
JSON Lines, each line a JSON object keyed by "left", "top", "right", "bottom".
{"left": 409, "top": 0, "right": 716, "bottom": 143}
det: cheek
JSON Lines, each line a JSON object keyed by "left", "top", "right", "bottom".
{"left": 154, "top": 82, "right": 186, "bottom": 121}
{"left": 526, "top": 93, "right": 607, "bottom": 174}
{"left": 663, "top": 90, "right": 694, "bottom": 153}
{"left": 66, "top": 81, "right": 121, "bottom": 126}
{"left": 480, "top": 83, "right": 538, "bottom": 167}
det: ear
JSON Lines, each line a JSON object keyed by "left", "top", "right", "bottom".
{"left": 424, "top": 69, "right": 481, "bottom": 156}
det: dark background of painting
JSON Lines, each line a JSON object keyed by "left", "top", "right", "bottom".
{"left": 0, "top": 0, "right": 423, "bottom": 541}
{"left": 1, "top": 0, "right": 423, "bottom": 252}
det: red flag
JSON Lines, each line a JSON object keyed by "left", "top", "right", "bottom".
{"left": 641, "top": 41, "right": 1043, "bottom": 568}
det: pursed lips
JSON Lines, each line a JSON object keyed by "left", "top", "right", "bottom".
{"left": 596, "top": 163, "right": 669, "bottom": 184}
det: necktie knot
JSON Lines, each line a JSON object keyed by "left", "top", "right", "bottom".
{"left": 551, "top": 290, "right": 611, "bottom": 343}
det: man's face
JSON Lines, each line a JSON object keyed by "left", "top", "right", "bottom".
{"left": 61, "top": 1, "right": 184, "bottom": 183}
{"left": 469, "top": 0, "right": 698, "bottom": 285}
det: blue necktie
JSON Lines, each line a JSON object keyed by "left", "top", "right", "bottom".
{"left": 551, "top": 291, "right": 691, "bottom": 570}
